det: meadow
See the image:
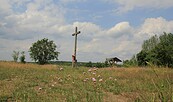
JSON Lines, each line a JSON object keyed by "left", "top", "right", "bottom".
{"left": 0, "top": 61, "right": 173, "bottom": 102}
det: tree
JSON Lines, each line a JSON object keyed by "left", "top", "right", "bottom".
{"left": 12, "top": 51, "right": 19, "bottom": 62}
{"left": 136, "top": 35, "right": 159, "bottom": 66}
{"left": 20, "top": 51, "right": 26, "bottom": 63}
{"left": 137, "top": 50, "right": 148, "bottom": 66}
{"left": 29, "top": 38, "right": 60, "bottom": 65}
{"left": 154, "top": 33, "right": 173, "bottom": 67}
{"left": 142, "top": 35, "right": 159, "bottom": 51}
{"left": 137, "top": 32, "right": 173, "bottom": 67}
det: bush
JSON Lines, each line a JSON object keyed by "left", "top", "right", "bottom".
{"left": 20, "top": 51, "right": 26, "bottom": 63}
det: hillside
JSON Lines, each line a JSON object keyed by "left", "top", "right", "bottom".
{"left": 0, "top": 61, "right": 173, "bottom": 102}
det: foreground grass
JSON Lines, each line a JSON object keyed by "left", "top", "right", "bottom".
{"left": 0, "top": 61, "right": 173, "bottom": 102}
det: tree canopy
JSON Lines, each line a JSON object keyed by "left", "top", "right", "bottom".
{"left": 136, "top": 32, "right": 173, "bottom": 67}
{"left": 29, "top": 38, "right": 60, "bottom": 65}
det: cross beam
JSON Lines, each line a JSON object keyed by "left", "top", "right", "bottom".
{"left": 72, "top": 27, "right": 81, "bottom": 68}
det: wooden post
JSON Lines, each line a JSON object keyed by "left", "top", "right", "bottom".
{"left": 72, "top": 27, "right": 81, "bottom": 68}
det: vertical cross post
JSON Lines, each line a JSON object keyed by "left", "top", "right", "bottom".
{"left": 72, "top": 27, "right": 81, "bottom": 68}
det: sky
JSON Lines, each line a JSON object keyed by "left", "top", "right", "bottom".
{"left": 1, "top": 0, "right": 173, "bottom": 62}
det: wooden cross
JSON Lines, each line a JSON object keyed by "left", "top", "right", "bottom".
{"left": 72, "top": 27, "right": 81, "bottom": 68}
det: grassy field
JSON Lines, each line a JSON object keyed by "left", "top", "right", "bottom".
{"left": 0, "top": 61, "right": 173, "bottom": 102}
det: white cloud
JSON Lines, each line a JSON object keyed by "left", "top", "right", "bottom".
{"left": 107, "top": 22, "right": 134, "bottom": 38}
{"left": 0, "top": 0, "right": 12, "bottom": 16}
{"left": 73, "top": 22, "right": 102, "bottom": 41}
{"left": 137, "top": 17, "right": 173, "bottom": 40}
{"left": 104, "top": 0, "right": 173, "bottom": 13}
{"left": 0, "top": 0, "right": 65, "bottom": 40}
{"left": 59, "top": 0, "right": 86, "bottom": 4}
{"left": 78, "top": 17, "right": 173, "bottom": 61}
{"left": 0, "top": 38, "right": 35, "bottom": 61}
{"left": 2, "top": 16, "right": 173, "bottom": 61}
{"left": 77, "top": 22, "right": 136, "bottom": 61}
{"left": 1, "top": 0, "right": 173, "bottom": 62}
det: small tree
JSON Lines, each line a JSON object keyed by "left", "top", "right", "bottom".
{"left": 20, "top": 51, "right": 26, "bottom": 63}
{"left": 29, "top": 38, "right": 60, "bottom": 65}
{"left": 12, "top": 51, "right": 19, "bottom": 62}
{"left": 154, "top": 33, "right": 173, "bottom": 67}
{"left": 123, "top": 55, "right": 138, "bottom": 67}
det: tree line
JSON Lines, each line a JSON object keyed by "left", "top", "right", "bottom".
{"left": 124, "top": 32, "right": 173, "bottom": 68}
{"left": 12, "top": 32, "right": 173, "bottom": 67}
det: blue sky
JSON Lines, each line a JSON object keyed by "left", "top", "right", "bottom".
{"left": 64, "top": 1, "right": 173, "bottom": 27}
{"left": 1, "top": 0, "right": 173, "bottom": 62}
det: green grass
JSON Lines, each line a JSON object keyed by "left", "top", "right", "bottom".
{"left": 0, "top": 61, "right": 173, "bottom": 102}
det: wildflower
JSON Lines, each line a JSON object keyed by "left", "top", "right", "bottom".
{"left": 93, "top": 68, "right": 98, "bottom": 71}
{"left": 99, "top": 79, "right": 103, "bottom": 82}
{"left": 97, "top": 75, "right": 101, "bottom": 78}
{"left": 51, "top": 84, "right": 55, "bottom": 87}
{"left": 92, "top": 72, "right": 96, "bottom": 75}
{"left": 114, "top": 78, "right": 117, "bottom": 81}
{"left": 83, "top": 79, "right": 87, "bottom": 82}
{"left": 38, "top": 87, "right": 42, "bottom": 90}
{"left": 109, "top": 77, "right": 113, "bottom": 80}
{"left": 72, "top": 82, "right": 75, "bottom": 84}
{"left": 92, "top": 78, "right": 96, "bottom": 82}
{"left": 88, "top": 69, "right": 92, "bottom": 72}
{"left": 59, "top": 67, "right": 63, "bottom": 71}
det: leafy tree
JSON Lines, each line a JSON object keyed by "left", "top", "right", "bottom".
{"left": 137, "top": 35, "right": 159, "bottom": 66}
{"left": 29, "top": 38, "right": 60, "bottom": 65}
{"left": 137, "top": 50, "right": 148, "bottom": 66}
{"left": 142, "top": 35, "right": 159, "bottom": 51}
{"left": 137, "top": 32, "right": 173, "bottom": 67}
{"left": 20, "top": 51, "right": 26, "bottom": 63}
{"left": 104, "top": 60, "right": 109, "bottom": 67}
{"left": 12, "top": 51, "right": 19, "bottom": 62}
{"left": 154, "top": 33, "right": 173, "bottom": 67}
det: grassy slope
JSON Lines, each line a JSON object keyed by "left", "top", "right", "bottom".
{"left": 0, "top": 61, "right": 173, "bottom": 102}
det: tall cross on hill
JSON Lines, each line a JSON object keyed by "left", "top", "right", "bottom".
{"left": 72, "top": 27, "right": 81, "bottom": 68}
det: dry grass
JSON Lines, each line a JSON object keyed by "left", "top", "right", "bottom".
{"left": 0, "top": 61, "right": 173, "bottom": 102}
{"left": 0, "top": 61, "right": 57, "bottom": 69}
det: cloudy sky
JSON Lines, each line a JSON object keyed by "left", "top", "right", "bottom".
{"left": 0, "top": 0, "right": 173, "bottom": 62}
